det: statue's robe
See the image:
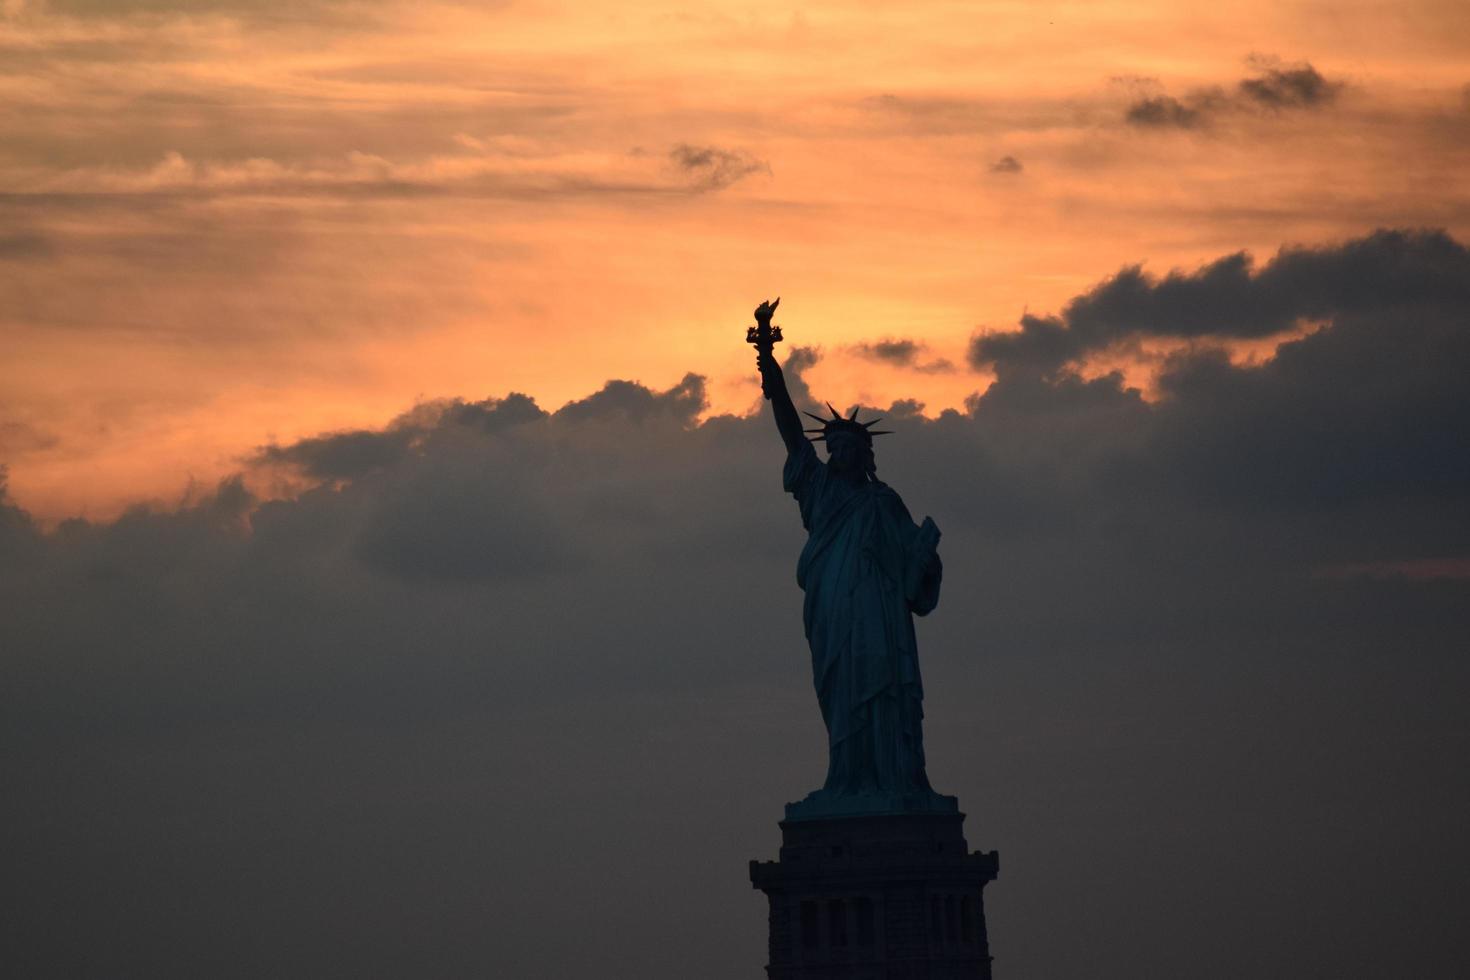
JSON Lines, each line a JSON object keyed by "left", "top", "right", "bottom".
{"left": 785, "top": 439, "right": 947, "bottom": 814}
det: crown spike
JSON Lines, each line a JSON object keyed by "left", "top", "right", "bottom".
{"left": 826, "top": 402, "right": 843, "bottom": 419}
{"left": 802, "top": 411, "right": 829, "bottom": 424}
{"left": 849, "top": 406, "right": 860, "bottom": 420}
{"left": 862, "top": 417, "right": 883, "bottom": 428}
{"left": 868, "top": 430, "right": 893, "bottom": 436}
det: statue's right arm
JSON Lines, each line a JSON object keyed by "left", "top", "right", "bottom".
{"left": 758, "top": 349, "right": 808, "bottom": 456}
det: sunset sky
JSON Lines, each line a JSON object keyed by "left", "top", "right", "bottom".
{"left": 5, "top": 4, "right": 1470, "bottom": 979}
{"left": 3, "top": 0, "right": 1467, "bottom": 520}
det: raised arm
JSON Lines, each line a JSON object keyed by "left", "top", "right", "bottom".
{"left": 752, "top": 300, "right": 806, "bottom": 455}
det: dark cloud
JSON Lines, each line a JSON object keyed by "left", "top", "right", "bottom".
{"left": 1318, "top": 557, "right": 1470, "bottom": 581}
{"left": 847, "top": 339, "right": 956, "bottom": 374}
{"left": 1124, "top": 59, "right": 1340, "bottom": 129}
{"left": 968, "top": 312, "right": 1074, "bottom": 377}
{"left": 0, "top": 232, "right": 52, "bottom": 260}
{"left": 970, "top": 228, "right": 1470, "bottom": 375}
{"left": 989, "top": 155, "right": 1023, "bottom": 174}
{"left": 39, "top": 0, "right": 397, "bottom": 26}
{"left": 553, "top": 372, "right": 706, "bottom": 424}
{"left": 350, "top": 453, "right": 573, "bottom": 583}
{"left": 846, "top": 340, "right": 958, "bottom": 379}
{"left": 0, "top": 466, "right": 41, "bottom": 551}
{"left": 1238, "top": 63, "right": 1341, "bottom": 109}
{"left": 259, "top": 392, "right": 553, "bottom": 484}
{"left": 447, "top": 391, "right": 545, "bottom": 428}
{"left": 256, "top": 427, "right": 417, "bottom": 482}
{"left": 1125, "top": 94, "right": 1208, "bottom": 129}
{"left": 4, "top": 231, "right": 1469, "bottom": 978}
{"left": 850, "top": 338, "right": 922, "bottom": 366}
{"left": 667, "top": 143, "right": 771, "bottom": 191}
{"left": 0, "top": 419, "right": 60, "bottom": 455}
{"left": 778, "top": 344, "right": 822, "bottom": 408}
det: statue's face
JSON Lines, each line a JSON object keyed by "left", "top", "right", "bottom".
{"left": 825, "top": 432, "right": 875, "bottom": 477}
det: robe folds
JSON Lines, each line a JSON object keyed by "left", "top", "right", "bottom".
{"left": 784, "top": 440, "right": 948, "bottom": 815}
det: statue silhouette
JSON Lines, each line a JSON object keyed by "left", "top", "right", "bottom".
{"left": 751, "top": 299, "right": 955, "bottom": 818}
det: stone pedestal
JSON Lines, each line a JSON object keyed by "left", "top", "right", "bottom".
{"left": 750, "top": 811, "right": 998, "bottom": 980}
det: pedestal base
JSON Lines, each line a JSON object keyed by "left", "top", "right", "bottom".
{"left": 750, "top": 811, "right": 998, "bottom": 980}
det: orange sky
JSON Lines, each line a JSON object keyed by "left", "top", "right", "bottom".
{"left": 2, "top": 0, "right": 1467, "bottom": 522}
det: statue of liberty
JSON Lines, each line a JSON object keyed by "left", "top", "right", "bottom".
{"left": 750, "top": 298, "right": 956, "bottom": 819}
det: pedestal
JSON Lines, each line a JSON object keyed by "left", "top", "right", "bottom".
{"left": 750, "top": 811, "right": 998, "bottom": 979}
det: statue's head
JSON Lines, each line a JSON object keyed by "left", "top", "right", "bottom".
{"left": 805, "top": 404, "right": 889, "bottom": 480}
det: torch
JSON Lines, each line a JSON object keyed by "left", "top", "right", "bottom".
{"left": 746, "top": 297, "right": 783, "bottom": 400}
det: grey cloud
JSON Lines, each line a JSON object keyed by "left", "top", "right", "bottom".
{"left": 970, "top": 228, "right": 1470, "bottom": 375}
{"left": 848, "top": 339, "right": 956, "bottom": 374}
{"left": 3, "top": 162, "right": 738, "bottom": 206}
{"left": 668, "top": 143, "right": 771, "bottom": 191}
{"left": 969, "top": 313, "right": 1074, "bottom": 378}
{"left": 0, "top": 467, "right": 41, "bottom": 559}
{"left": 446, "top": 391, "right": 548, "bottom": 431}
{"left": 779, "top": 344, "right": 822, "bottom": 408}
{"left": 0, "top": 232, "right": 52, "bottom": 260}
{"left": 40, "top": 0, "right": 396, "bottom": 25}
{"left": 4, "top": 234, "right": 1469, "bottom": 978}
{"left": 256, "top": 428, "right": 417, "bottom": 482}
{"left": 257, "top": 395, "right": 550, "bottom": 483}
{"left": 851, "top": 338, "right": 922, "bottom": 366}
{"left": 554, "top": 372, "right": 706, "bottom": 424}
{"left": 1238, "top": 63, "right": 1341, "bottom": 109}
{"left": 1125, "top": 94, "right": 1208, "bottom": 129}
{"left": 990, "top": 155, "right": 1023, "bottom": 174}
{"left": 350, "top": 448, "right": 572, "bottom": 583}
{"left": 0, "top": 419, "right": 60, "bottom": 455}
{"left": 1146, "top": 304, "right": 1470, "bottom": 509}
{"left": 1124, "top": 59, "right": 1340, "bottom": 128}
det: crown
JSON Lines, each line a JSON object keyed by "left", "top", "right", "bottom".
{"left": 802, "top": 403, "right": 893, "bottom": 443}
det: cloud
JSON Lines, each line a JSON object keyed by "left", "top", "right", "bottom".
{"left": 667, "top": 144, "right": 771, "bottom": 191}
{"left": 848, "top": 338, "right": 956, "bottom": 374}
{"left": 970, "top": 227, "right": 1470, "bottom": 376}
{"left": 0, "top": 231, "right": 52, "bottom": 260}
{"left": 968, "top": 312, "right": 1075, "bottom": 377}
{"left": 0, "top": 419, "right": 59, "bottom": 454}
{"left": 256, "top": 427, "right": 418, "bottom": 482}
{"left": 37, "top": 0, "right": 396, "bottom": 24}
{"left": 5, "top": 233, "right": 1469, "bottom": 979}
{"left": 779, "top": 344, "right": 822, "bottom": 408}
{"left": 1125, "top": 95, "right": 1209, "bottom": 129}
{"left": 1316, "top": 557, "right": 1470, "bottom": 581}
{"left": 989, "top": 155, "right": 1023, "bottom": 174}
{"left": 15, "top": 144, "right": 769, "bottom": 203}
{"left": 1124, "top": 58, "right": 1341, "bottom": 129}
{"left": 553, "top": 372, "right": 707, "bottom": 424}
{"left": 1238, "top": 61, "right": 1341, "bottom": 109}
{"left": 850, "top": 338, "right": 922, "bottom": 366}
{"left": 0, "top": 466, "right": 41, "bottom": 551}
